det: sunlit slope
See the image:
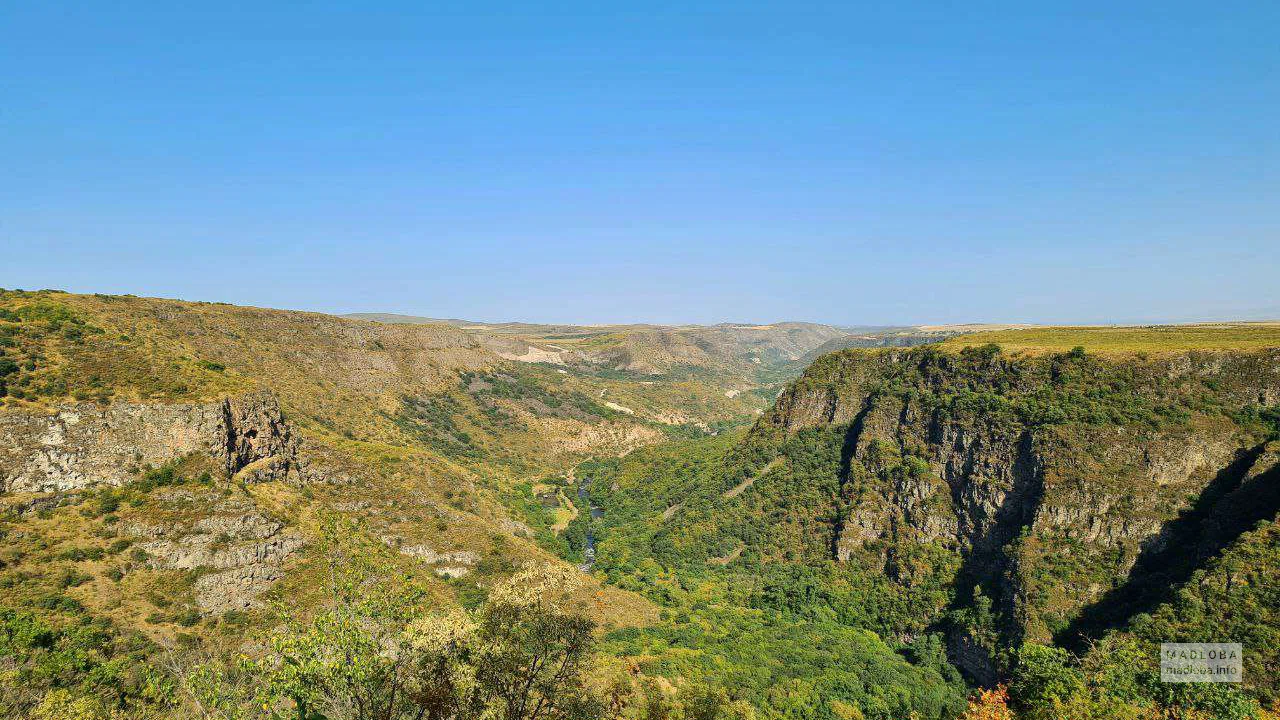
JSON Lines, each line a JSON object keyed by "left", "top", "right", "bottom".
{"left": 940, "top": 322, "right": 1280, "bottom": 355}
{"left": 345, "top": 312, "right": 853, "bottom": 378}
{"left": 0, "top": 289, "right": 661, "bottom": 649}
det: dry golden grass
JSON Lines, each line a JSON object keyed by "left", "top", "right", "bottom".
{"left": 1, "top": 290, "right": 664, "bottom": 639}
{"left": 939, "top": 323, "right": 1280, "bottom": 355}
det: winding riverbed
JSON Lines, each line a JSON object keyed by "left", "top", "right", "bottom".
{"left": 576, "top": 475, "right": 603, "bottom": 571}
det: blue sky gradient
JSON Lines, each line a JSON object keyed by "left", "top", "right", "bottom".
{"left": 2, "top": 1, "right": 1276, "bottom": 325}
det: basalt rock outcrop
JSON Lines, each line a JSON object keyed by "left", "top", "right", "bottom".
{"left": 396, "top": 543, "right": 481, "bottom": 578}
{"left": 0, "top": 391, "right": 301, "bottom": 493}
{"left": 754, "top": 346, "right": 1280, "bottom": 680}
{"left": 0, "top": 392, "right": 308, "bottom": 611}
{"left": 126, "top": 489, "right": 304, "bottom": 614}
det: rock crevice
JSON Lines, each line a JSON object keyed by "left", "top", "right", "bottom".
{"left": 764, "top": 347, "right": 1280, "bottom": 681}
{"left": 0, "top": 391, "right": 301, "bottom": 493}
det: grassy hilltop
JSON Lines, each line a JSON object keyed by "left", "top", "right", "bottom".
{"left": 940, "top": 323, "right": 1280, "bottom": 355}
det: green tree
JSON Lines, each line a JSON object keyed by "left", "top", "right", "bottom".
{"left": 407, "top": 564, "right": 601, "bottom": 720}
{"left": 1009, "top": 643, "right": 1085, "bottom": 717}
{"left": 221, "top": 516, "right": 608, "bottom": 720}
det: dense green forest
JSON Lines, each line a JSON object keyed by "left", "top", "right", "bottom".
{"left": 563, "top": 438, "right": 1280, "bottom": 719}
{"left": 556, "top": 345, "right": 1280, "bottom": 720}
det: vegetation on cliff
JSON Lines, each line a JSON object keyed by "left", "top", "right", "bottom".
{"left": 570, "top": 339, "right": 1280, "bottom": 718}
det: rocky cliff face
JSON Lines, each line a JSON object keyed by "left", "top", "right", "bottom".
{"left": 0, "top": 391, "right": 301, "bottom": 493}
{"left": 0, "top": 392, "right": 309, "bottom": 616}
{"left": 759, "top": 346, "right": 1280, "bottom": 679}
{"left": 126, "top": 489, "right": 305, "bottom": 613}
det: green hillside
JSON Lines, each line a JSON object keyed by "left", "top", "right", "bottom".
{"left": 571, "top": 339, "right": 1280, "bottom": 719}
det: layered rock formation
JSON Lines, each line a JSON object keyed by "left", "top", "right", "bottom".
{"left": 756, "top": 346, "right": 1280, "bottom": 679}
{"left": 397, "top": 543, "right": 481, "bottom": 578}
{"left": 0, "top": 392, "right": 309, "bottom": 614}
{"left": 0, "top": 391, "right": 301, "bottom": 492}
{"left": 127, "top": 490, "right": 304, "bottom": 613}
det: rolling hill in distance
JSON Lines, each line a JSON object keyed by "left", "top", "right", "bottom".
{"left": 342, "top": 312, "right": 974, "bottom": 380}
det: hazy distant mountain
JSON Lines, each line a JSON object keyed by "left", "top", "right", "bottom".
{"left": 344, "top": 313, "right": 859, "bottom": 378}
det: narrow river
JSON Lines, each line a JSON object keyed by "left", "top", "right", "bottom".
{"left": 576, "top": 475, "right": 603, "bottom": 571}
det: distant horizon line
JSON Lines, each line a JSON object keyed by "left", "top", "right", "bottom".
{"left": 3, "top": 286, "right": 1277, "bottom": 331}
{"left": 342, "top": 311, "right": 1280, "bottom": 332}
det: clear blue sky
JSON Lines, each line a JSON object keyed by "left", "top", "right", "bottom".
{"left": 2, "top": 1, "right": 1276, "bottom": 326}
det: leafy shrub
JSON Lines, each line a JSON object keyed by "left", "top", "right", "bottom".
{"left": 56, "top": 569, "right": 93, "bottom": 588}
{"left": 57, "top": 547, "right": 105, "bottom": 562}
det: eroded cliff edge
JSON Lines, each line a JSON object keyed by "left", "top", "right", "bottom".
{"left": 752, "top": 345, "right": 1280, "bottom": 681}
{"left": 0, "top": 391, "right": 302, "bottom": 493}
{"left": 0, "top": 392, "right": 307, "bottom": 612}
